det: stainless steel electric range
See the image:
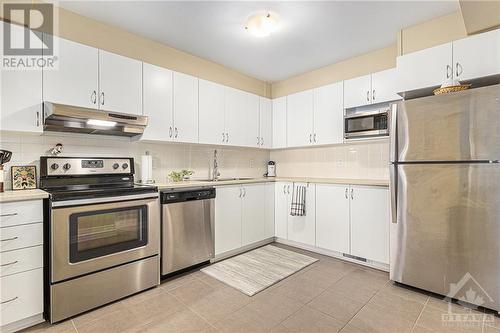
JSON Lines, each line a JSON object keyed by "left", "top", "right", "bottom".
{"left": 40, "top": 156, "right": 160, "bottom": 323}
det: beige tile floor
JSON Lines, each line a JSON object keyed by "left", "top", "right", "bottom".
{"left": 23, "top": 244, "right": 499, "bottom": 333}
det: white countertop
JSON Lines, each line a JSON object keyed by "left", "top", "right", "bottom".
{"left": 154, "top": 177, "right": 389, "bottom": 189}
{"left": 0, "top": 189, "right": 49, "bottom": 203}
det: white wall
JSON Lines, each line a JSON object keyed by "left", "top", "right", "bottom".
{"left": 0, "top": 132, "right": 270, "bottom": 190}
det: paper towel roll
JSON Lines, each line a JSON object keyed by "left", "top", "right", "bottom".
{"left": 141, "top": 154, "right": 153, "bottom": 184}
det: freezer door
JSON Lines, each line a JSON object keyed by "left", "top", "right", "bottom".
{"left": 397, "top": 84, "right": 500, "bottom": 162}
{"left": 390, "top": 163, "right": 500, "bottom": 312}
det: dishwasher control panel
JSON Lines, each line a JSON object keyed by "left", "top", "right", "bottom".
{"left": 160, "top": 187, "right": 215, "bottom": 204}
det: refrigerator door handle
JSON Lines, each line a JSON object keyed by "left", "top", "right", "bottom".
{"left": 389, "top": 164, "right": 397, "bottom": 224}
{"left": 389, "top": 103, "right": 398, "bottom": 163}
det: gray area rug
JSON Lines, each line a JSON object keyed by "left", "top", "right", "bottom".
{"left": 201, "top": 245, "right": 318, "bottom": 296}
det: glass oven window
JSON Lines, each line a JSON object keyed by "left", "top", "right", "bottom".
{"left": 69, "top": 206, "right": 148, "bottom": 263}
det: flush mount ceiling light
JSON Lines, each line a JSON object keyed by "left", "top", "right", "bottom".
{"left": 245, "top": 12, "right": 280, "bottom": 38}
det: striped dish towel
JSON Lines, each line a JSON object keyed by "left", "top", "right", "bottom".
{"left": 290, "top": 184, "right": 306, "bottom": 216}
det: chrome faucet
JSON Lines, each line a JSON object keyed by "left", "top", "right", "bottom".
{"left": 212, "top": 149, "right": 220, "bottom": 181}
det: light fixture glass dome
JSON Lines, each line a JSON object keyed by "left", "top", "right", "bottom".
{"left": 245, "top": 12, "right": 280, "bottom": 38}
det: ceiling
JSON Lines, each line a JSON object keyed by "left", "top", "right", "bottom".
{"left": 56, "top": 1, "right": 459, "bottom": 82}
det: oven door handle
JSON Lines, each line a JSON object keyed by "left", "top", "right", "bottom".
{"left": 51, "top": 193, "right": 159, "bottom": 207}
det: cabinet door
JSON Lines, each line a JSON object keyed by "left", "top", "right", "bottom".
{"left": 343, "top": 74, "right": 372, "bottom": 109}
{"left": 316, "top": 184, "right": 350, "bottom": 253}
{"left": 215, "top": 186, "right": 242, "bottom": 255}
{"left": 199, "top": 79, "right": 225, "bottom": 145}
{"left": 141, "top": 63, "right": 173, "bottom": 142}
{"left": 453, "top": 29, "right": 500, "bottom": 81}
{"left": 286, "top": 90, "right": 314, "bottom": 147}
{"left": 242, "top": 184, "right": 267, "bottom": 246}
{"left": 98, "top": 50, "right": 142, "bottom": 115}
{"left": 0, "top": 23, "right": 42, "bottom": 133}
{"left": 244, "top": 93, "right": 260, "bottom": 148}
{"left": 43, "top": 36, "right": 98, "bottom": 109}
{"left": 264, "top": 183, "right": 275, "bottom": 239}
{"left": 396, "top": 43, "right": 452, "bottom": 93}
{"left": 274, "top": 182, "right": 290, "bottom": 239}
{"left": 371, "top": 68, "right": 401, "bottom": 104}
{"left": 287, "top": 183, "right": 316, "bottom": 246}
{"left": 350, "top": 186, "right": 390, "bottom": 264}
{"left": 224, "top": 87, "right": 247, "bottom": 147}
{"left": 173, "top": 72, "right": 198, "bottom": 143}
{"left": 259, "top": 97, "right": 273, "bottom": 149}
{"left": 272, "top": 97, "right": 287, "bottom": 148}
{"left": 313, "top": 82, "right": 343, "bottom": 145}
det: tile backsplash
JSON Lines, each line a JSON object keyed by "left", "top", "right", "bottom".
{"left": 270, "top": 140, "right": 389, "bottom": 180}
{"left": 0, "top": 132, "right": 270, "bottom": 190}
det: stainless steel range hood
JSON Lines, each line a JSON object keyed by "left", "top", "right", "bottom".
{"left": 43, "top": 102, "right": 148, "bottom": 137}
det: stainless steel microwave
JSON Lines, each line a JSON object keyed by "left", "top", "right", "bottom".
{"left": 344, "top": 105, "right": 394, "bottom": 140}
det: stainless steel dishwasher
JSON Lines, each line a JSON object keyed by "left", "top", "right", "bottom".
{"left": 160, "top": 187, "right": 215, "bottom": 275}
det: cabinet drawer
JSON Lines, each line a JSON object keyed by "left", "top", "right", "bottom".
{"left": 0, "top": 223, "right": 43, "bottom": 252}
{"left": 1, "top": 246, "right": 43, "bottom": 277}
{"left": 0, "top": 268, "right": 43, "bottom": 327}
{"left": 0, "top": 200, "right": 43, "bottom": 227}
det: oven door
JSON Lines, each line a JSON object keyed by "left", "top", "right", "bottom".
{"left": 344, "top": 110, "right": 389, "bottom": 139}
{"left": 51, "top": 193, "right": 159, "bottom": 282}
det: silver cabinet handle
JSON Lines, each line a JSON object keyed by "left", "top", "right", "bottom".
{"left": 36, "top": 111, "right": 40, "bottom": 127}
{"left": 372, "top": 89, "right": 376, "bottom": 101}
{"left": 257, "top": 136, "right": 260, "bottom": 145}
{"left": 345, "top": 188, "right": 348, "bottom": 199}
{"left": 366, "top": 90, "right": 370, "bottom": 102}
{"left": 91, "top": 90, "right": 97, "bottom": 104}
{"left": 261, "top": 137, "right": 264, "bottom": 146}
{"left": 175, "top": 127, "right": 178, "bottom": 138}
{"left": 287, "top": 185, "right": 291, "bottom": 194}
{"left": 242, "top": 187, "right": 246, "bottom": 197}
{"left": 313, "top": 133, "right": 317, "bottom": 143}
{"left": 446, "top": 65, "right": 452, "bottom": 79}
{"left": 169, "top": 126, "right": 173, "bottom": 138}
{"left": 1, "top": 296, "right": 18, "bottom": 304}
{"left": 226, "top": 133, "right": 229, "bottom": 143}
{"left": 350, "top": 188, "right": 354, "bottom": 200}
{"left": 0, "top": 213, "right": 18, "bottom": 218}
{"left": 455, "top": 62, "right": 463, "bottom": 77}
{"left": 283, "top": 185, "right": 286, "bottom": 194}
{"left": 1, "top": 237, "right": 18, "bottom": 242}
{"left": 222, "top": 133, "right": 225, "bottom": 142}
{"left": 309, "top": 134, "right": 312, "bottom": 143}
{"left": 100, "top": 92, "right": 105, "bottom": 105}
{"left": 1, "top": 260, "right": 18, "bottom": 267}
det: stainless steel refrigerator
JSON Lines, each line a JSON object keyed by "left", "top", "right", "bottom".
{"left": 390, "top": 84, "right": 500, "bottom": 312}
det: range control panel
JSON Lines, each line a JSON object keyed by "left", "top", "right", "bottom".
{"left": 43, "top": 157, "right": 133, "bottom": 176}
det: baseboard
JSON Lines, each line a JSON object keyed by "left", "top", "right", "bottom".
{"left": 275, "top": 238, "right": 389, "bottom": 272}
{"left": 1, "top": 314, "right": 45, "bottom": 333}
{"left": 212, "top": 238, "right": 275, "bottom": 262}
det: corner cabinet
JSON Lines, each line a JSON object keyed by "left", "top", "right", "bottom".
{"left": 1, "top": 22, "right": 43, "bottom": 134}
{"left": 272, "top": 97, "right": 287, "bottom": 149}
{"left": 259, "top": 97, "right": 273, "bottom": 149}
{"left": 215, "top": 183, "right": 274, "bottom": 257}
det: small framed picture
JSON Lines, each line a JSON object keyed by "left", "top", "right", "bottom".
{"left": 11, "top": 165, "right": 37, "bottom": 190}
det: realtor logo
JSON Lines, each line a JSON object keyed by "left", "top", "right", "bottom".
{"left": 3, "top": 3, "right": 53, "bottom": 56}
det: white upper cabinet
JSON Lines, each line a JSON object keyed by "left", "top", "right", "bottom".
{"left": 173, "top": 72, "right": 199, "bottom": 143}
{"left": 199, "top": 79, "right": 225, "bottom": 145}
{"left": 259, "top": 97, "right": 273, "bottom": 149}
{"left": 316, "top": 184, "right": 350, "bottom": 254}
{"left": 286, "top": 90, "right": 314, "bottom": 147}
{"left": 1, "top": 23, "right": 43, "bottom": 133}
{"left": 244, "top": 92, "right": 260, "bottom": 148}
{"left": 141, "top": 63, "right": 173, "bottom": 142}
{"left": 350, "top": 186, "right": 390, "bottom": 264}
{"left": 396, "top": 43, "right": 452, "bottom": 93}
{"left": 344, "top": 74, "right": 372, "bottom": 109}
{"left": 453, "top": 28, "right": 500, "bottom": 81}
{"left": 313, "top": 81, "right": 344, "bottom": 145}
{"left": 272, "top": 97, "right": 287, "bottom": 149}
{"left": 224, "top": 87, "right": 248, "bottom": 147}
{"left": 98, "top": 50, "right": 142, "bottom": 115}
{"left": 371, "top": 68, "right": 401, "bottom": 104}
{"left": 287, "top": 183, "right": 316, "bottom": 247}
{"left": 43, "top": 36, "right": 99, "bottom": 109}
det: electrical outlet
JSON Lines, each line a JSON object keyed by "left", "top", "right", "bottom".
{"left": 336, "top": 159, "right": 344, "bottom": 167}
{"left": 249, "top": 159, "right": 254, "bottom": 168}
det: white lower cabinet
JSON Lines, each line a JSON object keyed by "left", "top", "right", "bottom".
{"left": 316, "top": 184, "right": 350, "bottom": 254}
{"left": 349, "top": 185, "right": 390, "bottom": 264}
{"left": 215, "top": 183, "right": 274, "bottom": 256}
{"left": 0, "top": 200, "right": 44, "bottom": 331}
{"left": 274, "top": 182, "right": 291, "bottom": 239}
